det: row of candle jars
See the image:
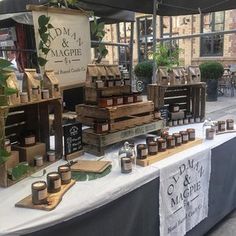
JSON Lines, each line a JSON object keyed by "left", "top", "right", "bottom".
{"left": 136, "top": 128, "right": 196, "bottom": 160}
{"left": 20, "top": 89, "right": 50, "bottom": 103}
{"left": 31, "top": 165, "right": 71, "bottom": 205}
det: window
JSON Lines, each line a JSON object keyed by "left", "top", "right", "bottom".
{"left": 137, "top": 16, "right": 153, "bottom": 62}
{"left": 200, "top": 11, "right": 224, "bottom": 57}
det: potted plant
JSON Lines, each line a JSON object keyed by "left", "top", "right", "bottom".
{"left": 134, "top": 60, "right": 153, "bottom": 93}
{"left": 200, "top": 61, "right": 224, "bottom": 101}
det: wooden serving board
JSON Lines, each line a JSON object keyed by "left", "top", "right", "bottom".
{"left": 136, "top": 139, "right": 202, "bottom": 167}
{"left": 15, "top": 180, "right": 76, "bottom": 211}
{"left": 71, "top": 160, "right": 111, "bottom": 173}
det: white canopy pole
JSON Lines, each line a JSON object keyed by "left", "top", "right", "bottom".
{"left": 152, "top": 0, "right": 157, "bottom": 84}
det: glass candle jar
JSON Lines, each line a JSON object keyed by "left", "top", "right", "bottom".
{"left": 172, "top": 120, "right": 178, "bottom": 126}
{"left": 47, "top": 172, "right": 61, "bottom": 193}
{"left": 58, "top": 165, "right": 71, "bottom": 185}
{"left": 42, "top": 89, "right": 50, "bottom": 99}
{"left": 218, "top": 121, "right": 226, "bottom": 132}
{"left": 121, "top": 157, "right": 132, "bottom": 174}
{"left": 161, "top": 130, "right": 169, "bottom": 139}
{"left": 23, "top": 134, "right": 36, "bottom": 147}
{"left": 32, "top": 181, "right": 48, "bottom": 205}
{"left": 148, "top": 141, "right": 158, "bottom": 155}
{"left": 157, "top": 138, "right": 167, "bottom": 152}
{"left": 136, "top": 144, "right": 148, "bottom": 159}
{"left": 146, "top": 136, "right": 156, "bottom": 144}
{"left": 184, "top": 118, "right": 189, "bottom": 125}
{"left": 47, "top": 151, "right": 56, "bottom": 162}
{"left": 34, "top": 155, "right": 43, "bottom": 167}
{"left": 113, "top": 96, "right": 123, "bottom": 106}
{"left": 187, "top": 128, "right": 196, "bottom": 141}
{"left": 98, "top": 97, "right": 113, "bottom": 108}
{"left": 167, "top": 135, "right": 175, "bottom": 149}
{"left": 226, "top": 119, "right": 234, "bottom": 130}
{"left": 20, "top": 92, "right": 29, "bottom": 103}
{"left": 173, "top": 133, "right": 182, "bottom": 146}
{"left": 206, "top": 128, "right": 215, "bottom": 140}
{"left": 180, "top": 131, "right": 189, "bottom": 144}
{"left": 94, "top": 121, "right": 109, "bottom": 134}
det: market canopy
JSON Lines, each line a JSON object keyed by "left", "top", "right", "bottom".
{"left": 78, "top": 0, "right": 236, "bottom": 16}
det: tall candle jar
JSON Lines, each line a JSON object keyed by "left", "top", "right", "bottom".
{"left": 167, "top": 135, "right": 175, "bottom": 149}
{"left": 136, "top": 144, "right": 148, "bottom": 159}
{"left": 226, "top": 119, "right": 234, "bottom": 130}
{"left": 173, "top": 133, "right": 182, "bottom": 146}
{"left": 58, "top": 165, "right": 71, "bottom": 185}
{"left": 157, "top": 138, "right": 167, "bottom": 152}
{"left": 148, "top": 141, "right": 158, "bottom": 155}
{"left": 47, "top": 172, "right": 61, "bottom": 193}
{"left": 218, "top": 121, "right": 226, "bottom": 132}
{"left": 32, "top": 181, "right": 48, "bottom": 205}
{"left": 187, "top": 128, "right": 196, "bottom": 141}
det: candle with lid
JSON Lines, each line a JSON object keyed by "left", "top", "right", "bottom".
{"left": 148, "top": 141, "right": 158, "bottom": 155}
{"left": 180, "top": 131, "right": 189, "bottom": 144}
{"left": 157, "top": 138, "right": 167, "bottom": 152}
{"left": 34, "top": 155, "right": 43, "bottom": 167}
{"left": 167, "top": 135, "right": 175, "bottom": 149}
{"left": 47, "top": 151, "right": 56, "bottom": 162}
{"left": 146, "top": 135, "right": 156, "bottom": 144}
{"left": 173, "top": 133, "right": 182, "bottom": 146}
{"left": 58, "top": 165, "right": 71, "bottom": 184}
{"left": 187, "top": 128, "right": 195, "bottom": 141}
{"left": 32, "top": 181, "right": 48, "bottom": 205}
{"left": 47, "top": 172, "right": 61, "bottom": 193}
{"left": 137, "top": 144, "right": 148, "bottom": 159}
{"left": 226, "top": 119, "right": 234, "bottom": 130}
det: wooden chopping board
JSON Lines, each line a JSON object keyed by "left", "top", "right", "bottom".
{"left": 71, "top": 160, "right": 111, "bottom": 173}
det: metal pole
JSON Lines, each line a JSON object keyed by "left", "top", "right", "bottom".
{"left": 152, "top": 0, "right": 157, "bottom": 84}
{"left": 129, "top": 22, "right": 134, "bottom": 81}
{"left": 91, "top": 40, "right": 129, "bottom": 47}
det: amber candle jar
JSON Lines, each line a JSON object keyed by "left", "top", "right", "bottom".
{"left": 96, "top": 80, "right": 104, "bottom": 88}
{"left": 47, "top": 151, "right": 56, "bottom": 162}
{"left": 47, "top": 172, "right": 61, "bottom": 193}
{"left": 32, "top": 181, "right": 48, "bottom": 205}
{"left": 226, "top": 119, "right": 234, "bottom": 130}
{"left": 107, "top": 80, "right": 114, "bottom": 87}
{"left": 161, "top": 130, "right": 169, "bottom": 139}
{"left": 58, "top": 165, "right": 71, "bottom": 185}
{"left": 218, "top": 121, "right": 226, "bottom": 132}
{"left": 94, "top": 121, "right": 109, "bottom": 134}
{"left": 137, "top": 144, "right": 148, "bottom": 159}
{"left": 148, "top": 141, "right": 158, "bottom": 155}
{"left": 121, "top": 157, "right": 132, "bottom": 174}
{"left": 133, "top": 93, "right": 143, "bottom": 103}
{"left": 98, "top": 97, "right": 113, "bottom": 108}
{"left": 206, "top": 128, "right": 215, "bottom": 140}
{"left": 113, "top": 96, "right": 123, "bottom": 106}
{"left": 114, "top": 80, "right": 122, "bottom": 86}
{"left": 123, "top": 95, "right": 134, "bottom": 104}
{"left": 157, "top": 138, "right": 167, "bottom": 152}
{"left": 173, "top": 133, "right": 182, "bottom": 146}
{"left": 23, "top": 134, "right": 36, "bottom": 147}
{"left": 180, "top": 131, "right": 189, "bottom": 144}
{"left": 187, "top": 128, "right": 195, "bottom": 141}
{"left": 167, "top": 135, "right": 175, "bottom": 149}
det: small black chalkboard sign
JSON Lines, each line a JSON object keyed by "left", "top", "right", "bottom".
{"left": 63, "top": 122, "right": 82, "bottom": 157}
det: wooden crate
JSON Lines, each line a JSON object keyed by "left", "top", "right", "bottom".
{"left": 148, "top": 83, "right": 206, "bottom": 120}
{"left": 83, "top": 120, "right": 164, "bottom": 156}
{"left": 84, "top": 85, "right": 131, "bottom": 105}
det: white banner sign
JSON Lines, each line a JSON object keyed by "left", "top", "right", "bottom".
{"left": 159, "top": 149, "right": 211, "bottom": 236}
{"left": 32, "top": 9, "right": 91, "bottom": 87}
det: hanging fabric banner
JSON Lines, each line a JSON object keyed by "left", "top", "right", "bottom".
{"left": 159, "top": 148, "right": 211, "bottom": 236}
{"left": 32, "top": 7, "right": 91, "bottom": 88}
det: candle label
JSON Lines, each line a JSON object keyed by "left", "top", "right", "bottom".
{"left": 149, "top": 145, "right": 158, "bottom": 153}
{"left": 128, "top": 97, "right": 133, "bottom": 103}
{"left": 117, "top": 98, "right": 123, "bottom": 104}
{"left": 107, "top": 99, "right": 113, "bottom": 106}
{"left": 102, "top": 124, "right": 109, "bottom": 132}
{"left": 171, "top": 140, "right": 175, "bottom": 146}
{"left": 189, "top": 133, "right": 195, "bottom": 139}
{"left": 38, "top": 188, "right": 47, "bottom": 200}
{"left": 162, "top": 143, "right": 167, "bottom": 149}
{"left": 183, "top": 135, "right": 188, "bottom": 141}
{"left": 25, "top": 136, "right": 35, "bottom": 145}
{"left": 54, "top": 179, "right": 61, "bottom": 189}
{"left": 141, "top": 149, "right": 148, "bottom": 156}
{"left": 228, "top": 123, "right": 234, "bottom": 129}
{"left": 177, "top": 137, "right": 182, "bottom": 143}
{"left": 220, "top": 124, "right": 225, "bottom": 130}
{"left": 36, "top": 159, "right": 43, "bottom": 167}
{"left": 123, "top": 162, "right": 132, "bottom": 171}
{"left": 62, "top": 171, "right": 71, "bottom": 181}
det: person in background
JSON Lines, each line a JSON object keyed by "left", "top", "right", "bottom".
{"left": 6, "top": 50, "right": 18, "bottom": 71}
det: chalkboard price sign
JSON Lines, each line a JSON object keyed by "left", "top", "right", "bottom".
{"left": 63, "top": 122, "right": 82, "bottom": 157}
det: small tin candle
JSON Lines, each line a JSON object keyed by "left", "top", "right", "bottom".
{"left": 178, "top": 119, "right": 183, "bottom": 125}
{"left": 96, "top": 80, "right": 104, "bottom": 88}
{"left": 189, "top": 118, "right": 195, "bottom": 124}
{"left": 94, "top": 122, "right": 109, "bottom": 134}
{"left": 187, "top": 128, "right": 196, "bottom": 141}
{"left": 42, "top": 89, "right": 50, "bottom": 99}
{"left": 173, "top": 133, "right": 182, "bottom": 146}
{"left": 218, "top": 121, "right": 226, "bottom": 132}
{"left": 180, "top": 131, "right": 189, "bottom": 144}
{"left": 173, "top": 120, "right": 178, "bottom": 126}
{"left": 4, "top": 139, "right": 11, "bottom": 153}
{"left": 148, "top": 141, "right": 158, "bottom": 155}
{"left": 184, "top": 118, "right": 189, "bottom": 125}
{"left": 133, "top": 93, "right": 143, "bottom": 103}
{"left": 98, "top": 97, "right": 113, "bottom": 108}
{"left": 47, "top": 151, "right": 56, "bottom": 162}
{"left": 23, "top": 134, "right": 36, "bottom": 147}
{"left": 137, "top": 144, "right": 148, "bottom": 159}
{"left": 226, "top": 119, "right": 234, "bottom": 130}
{"left": 47, "top": 172, "right": 61, "bottom": 193}
{"left": 32, "top": 181, "right": 48, "bottom": 205}
{"left": 20, "top": 92, "right": 29, "bottom": 103}
{"left": 34, "top": 155, "right": 43, "bottom": 167}
{"left": 157, "top": 138, "right": 167, "bottom": 152}
{"left": 195, "top": 117, "right": 201, "bottom": 123}
{"left": 121, "top": 157, "right": 132, "bottom": 174}
{"left": 206, "top": 128, "right": 215, "bottom": 140}
{"left": 123, "top": 95, "right": 134, "bottom": 104}
{"left": 113, "top": 96, "right": 123, "bottom": 106}
{"left": 58, "top": 165, "right": 71, "bottom": 185}
{"left": 167, "top": 135, "right": 175, "bottom": 149}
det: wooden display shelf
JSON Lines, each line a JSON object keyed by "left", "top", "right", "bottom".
{"left": 136, "top": 138, "right": 202, "bottom": 167}
{"left": 15, "top": 180, "right": 76, "bottom": 211}
{"left": 83, "top": 120, "right": 164, "bottom": 156}
{"left": 147, "top": 83, "right": 206, "bottom": 120}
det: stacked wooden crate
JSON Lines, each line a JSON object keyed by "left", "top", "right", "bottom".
{"left": 76, "top": 64, "right": 164, "bottom": 156}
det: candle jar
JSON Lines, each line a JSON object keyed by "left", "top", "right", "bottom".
{"left": 226, "top": 119, "right": 234, "bottom": 130}
{"left": 206, "top": 128, "right": 215, "bottom": 140}
{"left": 42, "top": 89, "right": 50, "bottom": 99}
{"left": 161, "top": 130, "right": 169, "bottom": 139}
{"left": 113, "top": 96, "right": 123, "bottom": 106}
{"left": 180, "top": 131, "right": 189, "bottom": 144}
{"left": 133, "top": 93, "right": 143, "bottom": 103}
{"left": 189, "top": 118, "right": 195, "bottom": 124}
{"left": 96, "top": 80, "right": 104, "bottom": 88}
{"left": 32, "top": 87, "right": 40, "bottom": 95}
{"left": 58, "top": 165, "right": 71, "bottom": 185}
{"left": 148, "top": 141, "right": 158, "bottom": 155}
{"left": 187, "top": 128, "right": 196, "bottom": 141}
{"left": 146, "top": 136, "right": 156, "bottom": 144}
{"left": 184, "top": 118, "right": 189, "bottom": 125}
{"left": 169, "top": 104, "right": 180, "bottom": 112}
{"left": 123, "top": 95, "right": 134, "bottom": 104}
{"left": 121, "top": 157, "right": 132, "bottom": 174}
{"left": 168, "top": 121, "right": 173, "bottom": 127}
{"left": 218, "top": 121, "right": 226, "bottom": 132}
{"left": 94, "top": 121, "right": 109, "bottom": 134}
{"left": 47, "top": 172, "right": 61, "bottom": 193}
{"left": 178, "top": 119, "right": 183, "bottom": 125}
{"left": 114, "top": 80, "right": 122, "bottom": 86}
{"left": 173, "top": 133, "right": 182, "bottom": 146}
{"left": 172, "top": 120, "right": 178, "bottom": 126}
{"left": 136, "top": 144, "right": 148, "bottom": 159}
{"left": 107, "top": 80, "right": 114, "bottom": 87}
{"left": 118, "top": 142, "right": 133, "bottom": 165}
{"left": 98, "top": 97, "right": 113, "bottom": 108}
{"left": 20, "top": 92, "right": 29, "bottom": 103}
{"left": 167, "top": 135, "right": 175, "bottom": 149}
{"left": 195, "top": 117, "right": 201, "bottom": 123}
{"left": 4, "top": 139, "right": 11, "bottom": 153}
{"left": 124, "top": 79, "right": 131, "bottom": 86}
{"left": 157, "top": 138, "right": 167, "bottom": 152}
{"left": 47, "top": 151, "right": 56, "bottom": 162}
{"left": 34, "top": 155, "right": 44, "bottom": 167}
{"left": 32, "top": 181, "right": 48, "bottom": 205}
{"left": 23, "top": 134, "right": 36, "bottom": 147}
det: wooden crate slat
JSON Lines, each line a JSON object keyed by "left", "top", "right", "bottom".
{"left": 164, "top": 96, "right": 188, "bottom": 104}
{"left": 164, "top": 89, "right": 188, "bottom": 97}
